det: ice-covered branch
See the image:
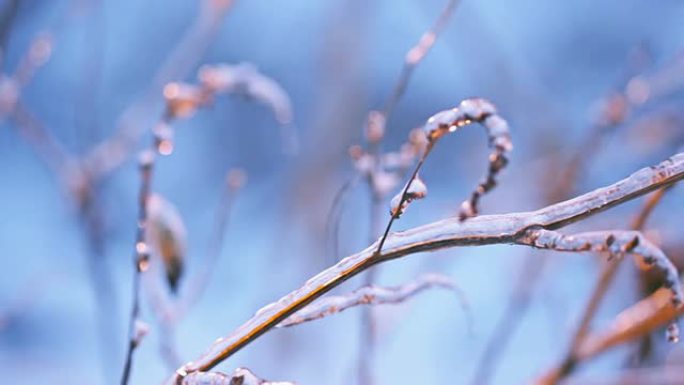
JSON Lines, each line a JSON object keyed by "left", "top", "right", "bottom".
{"left": 167, "top": 152, "right": 684, "bottom": 384}
{"left": 277, "top": 273, "right": 468, "bottom": 328}
{"left": 182, "top": 367, "right": 295, "bottom": 385}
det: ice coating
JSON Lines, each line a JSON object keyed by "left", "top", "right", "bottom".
{"left": 390, "top": 175, "right": 428, "bottom": 217}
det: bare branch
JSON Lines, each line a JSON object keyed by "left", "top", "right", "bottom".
{"left": 538, "top": 188, "right": 670, "bottom": 384}
{"left": 120, "top": 148, "right": 157, "bottom": 385}
{"left": 167, "top": 152, "right": 684, "bottom": 383}
{"left": 277, "top": 273, "right": 469, "bottom": 328}
{"left": 518, "top": 228, "right": 682, "bottom": 308}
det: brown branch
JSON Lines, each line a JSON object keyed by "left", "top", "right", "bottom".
{"left": 167, "top": 152, "right": 684, "bottom": 384}
{"left": 277, "top": 273, "right": 469, "bottom": 328}
{"left": 535, "top": 286, "right": 683, "bottom": 385}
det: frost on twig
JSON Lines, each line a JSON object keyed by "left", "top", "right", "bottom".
{"left": 389, "top": 175, "right": 427, "bottom": 217}
{"left": 162, "top": 62, "right": 296, "bottom": 153}
{"left": 519, "top": 228, "right": 683, "bottom": 309}
{"left": 181, "top": 367, "right": 295, "bottom": 385}
{"left": 277, "top": 273, "right": 469, "bottom": 328}
{"left": 423, "top": 98, "right": 512, "bottom": 220}
{"left": 199, "top": 63, "right": 292, "bottom": 125}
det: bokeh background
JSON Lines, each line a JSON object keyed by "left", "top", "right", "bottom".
{"left": 2, "top": 0, "right": 684, "bottom": 384}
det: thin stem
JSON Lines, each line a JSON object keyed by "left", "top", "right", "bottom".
{"left": 380, "top": 0, "right": 460, "bottom": 133}
{"left": 120, "top": 152, "right": 154, "bottom": 385}
{"left": 326, "top": 174, "right": 361, "bottom": 263}
{"left": 375, "top": 141, "right": 435, "bottom": 254}
{"left": 120, "top": 113, "right": 170, "bottom": 384}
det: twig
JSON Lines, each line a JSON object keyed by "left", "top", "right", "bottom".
{"left": 470, "top": 45, "right": 684, "bottom": 383}
{"left": 377, "top": 98, "right": 512, "bottom": 254}
{"left": 277, "top": 273, "right": 470, "bottom": 328}
{"left": 83, "top": 0, "right": 234, "bottom": 178}
{"left": 120, "top": 127, "right": 166, "bottom": 385}
{"left": 325, "top": 174, "right": 361, "bottom": 264}
{"left": 167, "top": 152, "right": 684, "bottom": 384}
{"left": 533, "top": 188, "right": 671, "bottom": 384}
{"left": 352, "top": 1, "right": 461, "bottom": 378}
{"left": 535, "top": 286, "right": 683, "bottom": 385}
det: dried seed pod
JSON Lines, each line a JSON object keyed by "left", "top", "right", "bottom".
{"left": 147, "top": 194, "right": 187, "bottom": 294}
{"left": 390, "top": 175, "right": 427, "bottom": 217}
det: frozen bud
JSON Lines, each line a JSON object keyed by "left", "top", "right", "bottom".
{"left": 424, "top": 109, "right": 459, "bottom": 140}
{"left": 163, "top": 82, "right": 205, "bottom": 119}
{"left": 483, "top": 115, "right": 513, "bottom": 152}
{"left": 198, "top": 64, "right": 236, "bottom": 92}
{"left": 147, "top": 194, "right": 187, "bottom": 294}
{"left": 153, "top": 122, "right": 175, "bottom": 156}
{"left": 390, "top": 176, "right": 428, "bottom": 217}
{"left": 459, "top": 98, "right": 496, "bottom": 119}
{"left": 132, "top": 320, "right": 150, "bottom": 348}
{"left": 365, "top": 111, "right": 386, "bottom": 144}
{"left": 226, "top": 168, "right": 247, "bottom": 190}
